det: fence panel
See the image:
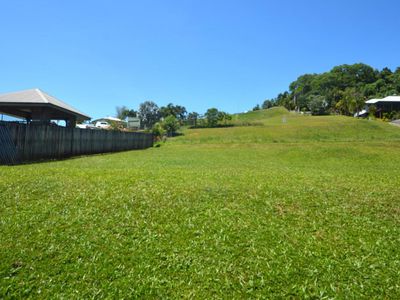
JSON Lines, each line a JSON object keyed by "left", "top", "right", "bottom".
{"left": 0, "top": 122, "right": 153, "bottom": 164}
{"left": 0, "top": 125, "right": 18, "bottom": 164}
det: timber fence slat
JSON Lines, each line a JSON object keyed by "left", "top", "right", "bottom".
{"left": 0, "top": 125, "right": 18, "bottom": 164}
{"left": 0, "top": 122, "right": 153, "bottom": 164}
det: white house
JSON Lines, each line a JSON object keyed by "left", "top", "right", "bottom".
{"left": 365, "top": 95, "right": 400, "bottom": 117}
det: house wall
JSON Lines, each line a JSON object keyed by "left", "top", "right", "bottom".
{"left": 376, "top": 102, "right": 400, "bottom": 112}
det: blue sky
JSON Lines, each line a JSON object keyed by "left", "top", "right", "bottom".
{"left": 1, "top": 0, "right": 400, "bottom": 119}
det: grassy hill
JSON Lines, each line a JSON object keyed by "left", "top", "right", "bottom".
{"left": 176, "top": 107, "right": 400, "bottom": 144}
{"left": 1, "top": 109, "right": 400, "bottom": 298}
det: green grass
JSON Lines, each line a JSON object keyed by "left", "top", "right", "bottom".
{"left": 1, "top": 108, "right": 400, "bottom": 298}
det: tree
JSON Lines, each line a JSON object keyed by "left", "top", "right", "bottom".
{"left": 275, "top": 92, "right": 294, "bottom": 110}
{"left": 187, "top": 112, "right": 199, "bottom": 127}
{"left": 308, "top": 96, "right": 328, "bottom": 115}
{"left": 162, "top": 115, "right": 180, "bottom": 136}
{"left": 262, "top": 99, "right": 274, "bottom": 109}
{"left": 341, "top": 87, "right": 365, "bottom": 116}
{"left": 266, "top": 62, "right": 400, "bottom": 117}
{"left": 253, "top": 104, "right": 260, "bottom": 111}
{"left": 138, "top": 101, "right": 161, "bottom": 129}
{"left": 174, "top": 105, "right": 187, "bottom": 121}
{"left": 368, "top": 105, "right": 377, "bottom": 118}
{"left": 151, "top": 122, "right": 165, "bottom": 140}
{"left": 160, "top": 103, "right": 187, "bottom": 121}
{"left": 116, "top": 106, "right": 137, "bottom": 120}
{"left": 205, "top": 108, "right": 219, "bottom": 127}
{"left": 217, "top": 111, "right": 232, "bottom": 125}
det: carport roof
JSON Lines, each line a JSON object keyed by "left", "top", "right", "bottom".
{"left": 366, "top": 96, "right": 400, "bottom": 104}
{"left": 0, "top": 88, "right": 90, "bottom": 121}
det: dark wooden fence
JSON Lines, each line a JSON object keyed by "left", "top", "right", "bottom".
{"left": 0, "top": 122, "right": 153, "bottom": 165}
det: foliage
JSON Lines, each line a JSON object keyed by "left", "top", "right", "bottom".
{"left": 108, "top": 120, "right": 125, "bottom": 131}
{"left": 205, "top": 108, "right": 220, "bottom": 127}
{"left": 254, "top": 63, "right": 400, "bottom": 116}
{"left": 187, "top": 112, "right": 199, "bottom": 127}
{"left": 162, "top": 115, "right": 180, "bottom": 136}
{"left": 116, "top": 106, "right": 137, "bottom": 120}
{"left": 1, "top": 109, "right": 400, "bottom": 298}
{"left": 160, "top": 103, "right": 187, "bottom": 122}
{"left": 368, "top": 105, "right": 377, "bottom": 117}
{"left": 252, "top": 104, "right": 260, "bottom": 111}
{"left": 139, "top": 101, "right": 161, "bottom": 129}
{"left": 151, "top": 122, "right": 165, "bottom": 139}
{"left": 382, "top": 111, "right": 400, "bottom": 122}
{"left": 217, "top": 111, "right": 232, "bottom": 125}
{"left": 308, "top": 95, "right": 328, "bottom": 115}
{"left": 204, "top": 108, "right": 232, "bottom": 127}
{"left": 262, "top": 99, "right": 275, "bottom": 109}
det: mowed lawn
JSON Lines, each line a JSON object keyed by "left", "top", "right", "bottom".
{"left": 1, "top": 108, "right": 400, "bottom": 298}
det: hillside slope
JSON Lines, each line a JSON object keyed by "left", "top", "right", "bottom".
{"left": 174, "top": 107, "right": 400, "bottom": 144}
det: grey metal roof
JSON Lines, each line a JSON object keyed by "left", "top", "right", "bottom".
{"left": 366, "top": 95, "right": 400, "bottom": 104}
{"left": 0, "top": 88, "right": 90, "bottom": 119}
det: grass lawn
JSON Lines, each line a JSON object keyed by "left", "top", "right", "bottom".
{"left": 1, "top": 108, "right": 400, "bottom": 298}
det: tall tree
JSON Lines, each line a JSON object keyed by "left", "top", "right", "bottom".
{"left": 160, "top": 103, "right": 187, "bottom": 121}
{"left": 205, "top": 108, "right": 219, "bottom": 127}
{"left": 115, "top": 106, "right": 137, "bottom": 120}
{"left": 262, "top": 99, "right": 274, "bottom": 109}
{"left": 138, "top": 101, "right": 161, "bottom": 129}
{"left": 187, "top": 112, "right": 199, "bottom": 127}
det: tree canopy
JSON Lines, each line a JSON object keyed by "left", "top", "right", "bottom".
{"left": 160, "top": 103, "right": 187, "bottom": 121}
{"left": 115, "top": 106, "right": 137, "bottom": 120}
{"left": 257, "top": 63, "right": 400, "bottom": 116}
{"left": 162, "top": 115, "right": 180, "bottom": 136}
{"left": 138, "top": 101, "right": 161, "bottom": 129}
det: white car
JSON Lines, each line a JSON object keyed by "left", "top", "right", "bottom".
{"left": 76, "top": 124, "right": 87, "bottom": 129}
{"left": 95, "top": 121, "right": 111, "bottom": 129}
{"left": 76, "top": 123, "right": 100, "bottom": 129}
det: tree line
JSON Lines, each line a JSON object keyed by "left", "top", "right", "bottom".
{"left": 115, "top": 102, "right": 232, "bottom": 137}
{"left": 253, "top": 63, "right": 400, "bottom": 115}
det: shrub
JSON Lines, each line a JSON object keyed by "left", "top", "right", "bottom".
{"left": 368, "top": 105, "right": 377, "bottom": 118}
{"left": 151, "top": 122, "right": 166, "bottom": 140}
{"left": 162, "top": 115, "right": 180, "bottom": 136}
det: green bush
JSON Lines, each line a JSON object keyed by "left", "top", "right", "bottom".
{"left": 151, "top": 122, "right": 166, "bottom": 140}
{"left": 162, "top": 115, "right": 180, "bottom": 136}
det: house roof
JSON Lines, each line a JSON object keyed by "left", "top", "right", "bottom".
{"left": 381, "top": 96, "right": 400, "bottom": 102}
{"left": 0, "top": 88, "right": 90, "bottom": 120}
{"left": 366, "top": 95, "right": 400, "bottom": 104}
{"left": 365, "top": 98, "right": 380, "bottom": 104}
{"left": 93, "top": 116, "right": 124, "bottom": 122}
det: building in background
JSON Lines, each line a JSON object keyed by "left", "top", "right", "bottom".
{"left": 127, "top": 117, "right": 140, "bottom": 130}
{"left": 365, "top": 96, "right": 400, "bottom": 118}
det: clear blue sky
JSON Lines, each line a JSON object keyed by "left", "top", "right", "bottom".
{"left": 1, "top": 0, "right": 399, "bottom": 119}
